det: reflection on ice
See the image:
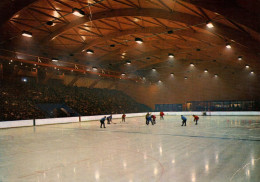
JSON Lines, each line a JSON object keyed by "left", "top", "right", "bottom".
{"left": 0, "top": 115, "right": 259, "bottom": 182}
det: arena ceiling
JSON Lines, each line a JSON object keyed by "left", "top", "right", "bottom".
{"left": 0, "top": 0, "right": 260, "bottom": 83}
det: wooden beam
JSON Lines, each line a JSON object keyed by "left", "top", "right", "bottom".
{"left": 156, "top": 0, "right": 172, "bottom": 12}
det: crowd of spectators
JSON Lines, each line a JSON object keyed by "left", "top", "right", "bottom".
{"left": 0, "top": 79, "right": 151, "bottom": 121}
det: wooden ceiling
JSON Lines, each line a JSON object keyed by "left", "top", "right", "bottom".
{"left": 0, "top": 0, "right": 260, "bottom": 82}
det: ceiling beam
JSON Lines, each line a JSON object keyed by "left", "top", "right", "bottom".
{"left": 73, "top": 26, "right": 223, "bottom": 53}
{"left": 181, "top": 0, "right": 260, "bottom": 33}
{"left": 43, "top": 8, "right": 204, "bottom": 42}
{"left": 41, "top": 8, "right": 260, "bottom": 52}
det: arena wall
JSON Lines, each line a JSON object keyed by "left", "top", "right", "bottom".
{"left": 61, "top": 74, "right": 260, "bottom": 110}
{"left": 1, "top": 111, "right": 260, "bottom": 129}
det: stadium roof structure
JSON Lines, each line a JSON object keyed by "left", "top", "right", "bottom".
{"left": 0, "top": 0, "right": 259, "bottom": 85}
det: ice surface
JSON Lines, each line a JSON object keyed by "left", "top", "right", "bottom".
{"left": 0, "top": 116, "right": 259, "bottom": 182}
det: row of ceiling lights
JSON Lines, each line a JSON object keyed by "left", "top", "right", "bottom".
{"left": 8, "top": 59, "right": 255, "bottom": 84}
{"left": 19, "top": 14, "right": 254, "bottom": 79}
{"left": 18, "top": 57, "right": 253, "bottom": 74}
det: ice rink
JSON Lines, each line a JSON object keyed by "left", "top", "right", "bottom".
{"left": 0, "top": 115, "right": 260, "bottom": 182}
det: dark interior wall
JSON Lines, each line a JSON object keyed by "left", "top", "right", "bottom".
{"left": 61, "top": 74, "right": 260, "bottom": 110}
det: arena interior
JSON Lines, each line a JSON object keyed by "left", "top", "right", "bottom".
{"left": 0, "top": 0, "right": 260, "bottom": 182}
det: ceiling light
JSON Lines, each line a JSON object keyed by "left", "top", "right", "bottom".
{"left": 184, "top": 77, "right": 187, "bottom": 79}
{"left": 135, "top": 37, "right": 143, "bottom": 44}
{"left": 158, "top": 80, "right": 162, "bottom": 83}
{"left": 72, "top": 8, "right": 85, "bottom": 17}
{"left": 152, "top": 68, "right": 156, "bottom": 71}
{"left": 204, "top": 69, "right": 208, "bottom": 72}
{"left": 245, "top": 65, "right": 249, "bottom": 68}
{"left": 52, "top": 58, "right": 58, "bottom": 62}
{"left": 122, "top": 52, "right": 126, "bottom": 55}
{"left": 190, "top": 63, "right": 194, "bottom": 66}
{"left": 206, "top": 21, "right": 214, "bottom": 28}
{"left": 238, "top": 56, "right": 242, "bottom": 60}
{"left": 168, "top": 53, "right": 174, "bottom": 58}
{"left": 126, "top": 61, "right": 131, "bottom": 65}
{"left": 121, "top": 73, "right": 126, "bottom": 76}
{"left": 22, "top": 78, "right": 28, "bottom": 82}
{"left": 22, "top": 31, "right": 32, "bottom": 37}
{"left": 46, "top": 21, "right": 54, "bottom": 26}
{"left": 10, "top": 60, "right": 13, "bottom": 62}
{"left": 167, "top": 30, "right": 173, "bottom": 34}
{"left": 170, "top": 73, "right": 174, "bottom": 76}
{"left": 92, "top": 67, "right": 97, "bottom": 71}
{"left": 214, "top": 74, "right": 218, "bottom": 77}
{"left": 86, "top": 49, "right": 94, "bottom": 54}
{"left": 226, "top": 43, "right": 231, "bottom": 49}
{"left": 250, "top": 71, "right": 254, "bottom": 74}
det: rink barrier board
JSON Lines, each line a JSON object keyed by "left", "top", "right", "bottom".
{"left": 35, "top": 116, "right": 79, "bottom": 126}
{"left": 1, "top": 111, "right": 260, "bottom": 129}
{"left": 0, "top": 119, "right": 33, "bottom": 129}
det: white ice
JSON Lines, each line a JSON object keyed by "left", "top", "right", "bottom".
{"left": 0, "top": 116, "right": 260, "bottom": 182}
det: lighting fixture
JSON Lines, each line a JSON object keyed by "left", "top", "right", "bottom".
{"left": 86, "top": 49, "right": 94, "bottom": 54}
{"left": 214, "top": 74, "right": 218, "bottom": 77}
{"left": 152, "top": 68, "right": 156, "bottom": 71}
{"left": 226, "top": 43, "right": 231, "bottom": 49}
{"left": 22, "top": 31, "right": 32, "bottom": 37}
{"left": 22, "top": 78, "right": 27, "bottom": 82}
{"left": 184, "top": 77, "right": 187, "bottom": 79}
{"left": 52, "top": 58, "right": 58, "bottom": 62}
{"left": 126, "top": 61, "right": 131, "bottom": 65}
{"left": 250, "top": 71, "right": 254, "bottom": 74}
{"left": 122, "top": 52, "right": 126, "bottom": 55}
{"left": 245, "top": 65, "right": 249, "bottom": 68}
{"left": 190, "top": 63, "right": 194, "bottom": 66}
{"left": 167, "top": 30, "right": 173, "bottom": 34}
{"left": 206, "top": 21, "right": 214, "bottom": 28}
{"left": 238, "top": 56, "right": 242, "bottom": 60}
{"left": 135, "top": 37, "right": 143, "bottom": 44}
{"left": 46, "top": 21, "right": 54, "bottom": 26}
{"left": 170, "top": 73, "right": 174, "bottom": 76}
{"left": 204, "top": 69, "right": 208, "bottom": 73}
{"left": 92, "top": 67, "right": 97, "bottom": 71}
{"left": 158, "top": 80, "right": 162, "bottom": 83}
{"left": 10, "top": 60, "right": 13, "bottom": 62}
{"left": 121, "top": 73, "right": 126, "bottom": 76}
{"left": 72, "top": 8, "right": 85, "bottom": 17}
{"left": 168, "top": 53, "right": 174, "bottom": 58}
